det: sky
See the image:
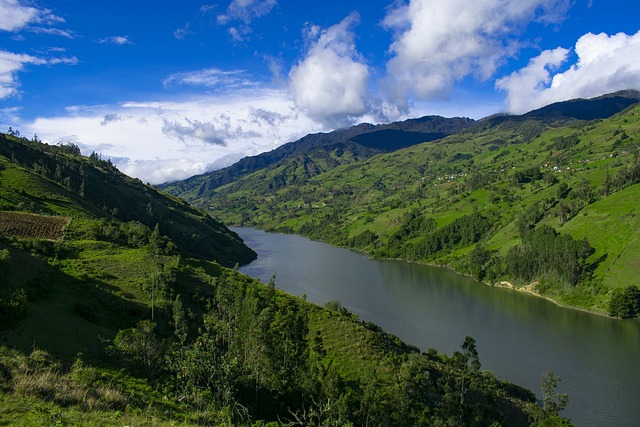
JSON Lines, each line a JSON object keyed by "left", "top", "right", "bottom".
{"left": 1, "top": 0, "right": 639, "bottom": 184}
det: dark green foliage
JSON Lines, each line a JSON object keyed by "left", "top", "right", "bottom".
{"left": 410, "top": 212, "right": 493, "bottom": 260}
{"left": 110, "top": 320, "right": 167, "bottom": 376}
{"left": 513, "top": 166, "right": 543, "bottom": 184}
{"left": 516, "top": 201, "right": 547, "bottom": 238}
{"left": 0, "top": 249, "right": 28, "bottom": 328}
{"left": 608, "top": 285, "right": 640, "bottom": 318}
{"left": 390, "top": 209, "right": 438, "bottom": 243}
{"left": 468, "top": 243, "right": 502, "bottom": 282}
{"left": 506, "top": 225, "right": 593, "bottom": 286}
{"left": 609, "top": 154, "right": 640, "bottom": 193}
{"left": 0, "top": 288, "right": 27, "bottom": 329}
{"left": 553, "top": 133, "right": 580, "bottom": 150}
{"left": 528, "top": 371, "right": 571, "bottom": 427}
{"left": 348, "top": 229, "right": 379, "bottom": 248}
{"left": 163, "top": 270, "right": 314, "bottom": 422}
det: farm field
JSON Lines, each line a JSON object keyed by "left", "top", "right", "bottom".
{"left": 0, "top": 211, "right": 69, "bottom": 240}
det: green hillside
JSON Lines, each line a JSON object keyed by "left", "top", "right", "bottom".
{"left": 161, "top": 115, "right": 474, "bottom": 201}
{"left": 0, "top": 133, "right": 256, "bottom": 267}
{"left": 183, "top": 97, "right": 640, "bottom": 317}
{"left": 0, "top": 134, "right": 564, "bottom": 425}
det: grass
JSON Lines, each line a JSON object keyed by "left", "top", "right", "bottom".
{"left": 0, "top": 348, "right": 203, "bottom": 427}
{"left": 561, "top": 184, "right": 640, "bottom": 288}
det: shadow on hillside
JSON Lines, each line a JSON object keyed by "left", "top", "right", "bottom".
{"left": 1, "top": 243, "right": 150, "bottom": 360}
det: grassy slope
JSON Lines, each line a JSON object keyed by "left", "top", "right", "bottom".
{"left": 0, "top": 134, "right": 542, "bottom": 425}
{"left": 1, "top": 238, "right": 535, "bottom": 426}
{"left": 194, "top": 104, "right": 640, "bottom": 314}
{"left": 0, "top": 134, "right": 256, "bottom": 267}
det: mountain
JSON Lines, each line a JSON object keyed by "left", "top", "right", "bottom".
{"left": 175, "top": 92, "right": 640, "bottom": 316}
{"left": 160, "top": 115, "right": 474, "bottom": 201}
{"left": 522, "top": 89, "right": 640, "bottom": 121}
{"left": 0, "top": 133, "right": 256, "bottom": 266}
{"left": 0, "top": 131, "right": 552, "bottom": 425}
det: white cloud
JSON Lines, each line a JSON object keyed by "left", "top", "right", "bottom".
{"left": 0, "top": 0, "right": 64, "bottom": 32}
{"left": 0, "top": 50, "right": 77, "bottom": 98}
{"left": 217, "top": 0, "right": 277, "bottom": 25}
{"left": 97, "top": 36, "right": 132, "bottom": 45}
{"left": 0, "top": 50, "right": 46, "bottom": 98}
{"left": 21, "top": 90, "right": 324, "bottom": 184}
{"left": 382, "top": 0, "right": 570, "bottom": 110}
{"left": 497, "top": 31, "right": 640, "bottom": 113}
{"left": 164, "top": 67, "right": 258, "bottom": 89}
{"left": 289, "top": 13, "right": 370, "bottom": 127}
{"left": 173, "top": 24, "right": 192, "bottom": 40}
{"left": 29, "top": 26, "right": 75, "bottom": 39}
{"left": 216, "top": 0, "right": 277, "bottom": 42}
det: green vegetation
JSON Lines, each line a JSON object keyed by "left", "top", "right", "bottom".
{"left": 170, "top": 98, "right": 640, "bottom": 317}
{"left": 0, "top": 133, "right": 256, "bottom": 267}
{"left": 0, "top": 132, "right": 567, "bottom": 424}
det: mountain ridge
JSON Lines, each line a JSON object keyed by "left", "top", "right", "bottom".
{"left": 163, "top": 91, "right": 640, "bottom": 203}
{"left": 160, "top": 115, "right": 475, "bottom": 199}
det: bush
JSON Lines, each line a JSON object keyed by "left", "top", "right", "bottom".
{"left": 609, "top": 285, "right": 640, "bottom": 318}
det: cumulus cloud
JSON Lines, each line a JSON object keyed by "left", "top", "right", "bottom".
{"left": 0, "top": 0, "right": 64, "bottom": 32}
{"left": 289, "top": 12, "right": 370, "bottom": 126}
{"left": 100, "top": 113, "right": 126, "bottom": 126}
{"left": 162, "top": 117, "right": 262, "bottom": 146}
{"left": 497, "top": 31, "right": 640, "bottom": 113}
{"left": 382, "top": 0, "right": 570, "bottom": 110}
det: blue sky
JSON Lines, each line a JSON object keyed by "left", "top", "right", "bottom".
{"left": 1, "top": 0, "right": 639, "bottom": 183}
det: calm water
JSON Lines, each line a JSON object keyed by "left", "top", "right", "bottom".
{"left": 233, "top": 227, "right": 640, "bottom": 427}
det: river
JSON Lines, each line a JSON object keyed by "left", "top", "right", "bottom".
{"left": 232, "top": 227, "right": 640, "bottom": 427}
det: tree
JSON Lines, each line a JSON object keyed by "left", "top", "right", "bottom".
{"left": 609, "top": 286, "right": 640, "bottom": 318}
{"left": 441, "top": 336, "right": 482, "bottom": 424}
{"left": 172, "top": 294, "right": 188, "bottom": 344}
{"left": 111, "top": 320, "right": 165, "bottom": 376}
{"left": 541, "top": 371, "right": 568, "bottom": 415}
{"left": 148, "top": 224, "right": 163, "bottom": 320}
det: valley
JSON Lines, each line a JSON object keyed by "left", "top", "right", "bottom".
{"left": 165, "top": 91, "right": 640, "bottom": 318}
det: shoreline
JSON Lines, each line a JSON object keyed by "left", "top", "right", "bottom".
{"left": 233, "top": 226, "right": 616, "bottom": 319}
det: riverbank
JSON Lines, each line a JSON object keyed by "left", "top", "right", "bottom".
{"left": 234, "top": 226, "right": 640, "bottom": 427}
{"left": 247, "top": 226, "right": 615, "bottom": 318}
{"left": 491, "top": 280, "right": 612, "bottom": 318}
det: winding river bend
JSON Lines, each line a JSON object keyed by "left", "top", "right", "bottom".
{"left": 233, "top": 227, "right": 640, "bottom": 427}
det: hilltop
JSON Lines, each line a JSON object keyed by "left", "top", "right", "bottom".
{"left": 166, "top": 90, "right": 640, "bottom": 317}
{"left": 0, "top": 133, "right": 564, "bottom": 424}
{"left": 160, "top": 115, "right": 474, "bottom": 200}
